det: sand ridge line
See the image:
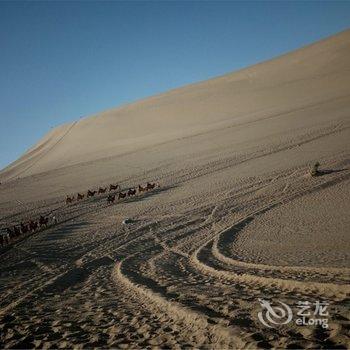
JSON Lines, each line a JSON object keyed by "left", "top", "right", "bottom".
{"left": 8, "top": 121, "right": 80, "bottom": 181}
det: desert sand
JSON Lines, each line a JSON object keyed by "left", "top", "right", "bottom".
{"left": 0, "top": 29, "right": 349, "bottom": 348}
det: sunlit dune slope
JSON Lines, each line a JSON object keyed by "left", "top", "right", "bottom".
{"left": 1, "top": 29, "right": 350, "bottom": 180}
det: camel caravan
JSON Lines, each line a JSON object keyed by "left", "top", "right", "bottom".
{"left": 1, "top": 180, "right": 159, "bottom": 249}
{"left": 65, "top": 183, "right": 120, "bottom": 204}
{"left": 0, "top": 214, "right": 57, "bottom": 249}
{"left": 66, "top": 181, "right": 159, "bottom": 205}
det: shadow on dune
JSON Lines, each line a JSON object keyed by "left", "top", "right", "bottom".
{"left": 45, "top": 220, "right": 90, "bottom": 240}
{"left": 125, "top": 185, "right": 176, "bottom": 203}
{"left": 317, "top": 168, "right": 348, "bottom": 176}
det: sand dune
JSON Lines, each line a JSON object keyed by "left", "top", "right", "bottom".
{"left": 0, "top": 30, "right": 349, "bottom": 348}
{"left": 1, "top": 29, "right": 350, "bottom": 181}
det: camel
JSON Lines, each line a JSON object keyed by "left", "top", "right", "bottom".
{"left": 0, "top": 232, "right": 10, "bottom": 246}
{"left": 20, "top": 223, "right": 29, "bottom": 234}
{"left": 77, "top": 193, "right": 85, "bottom": 200}
{"left": 29, "top": 220, "right": 38, "bottom": 232}
{"left": 39, "top": 216, "right": 49, "bottom": 227}
{"left": 107, "top": 194, "right": 116, "bottom": 204}
{"left": 127, "top": 188, "right": 136, "bottom": 196}
{"left": 6, "top": 228, "right": 17, "bottom": 241}
{"left": 4, "top": 232, "right": 11, "bottom": 245}
{"left": 146, "top": 182, "right": 156, "bottom": 190}
{"left": 13, "top": 226, "right": 21, "bottom": 236}
{"left": 118, "top": 192, "right": 127, "bottom": 200}
{"left": 66, "top": 195, "right": 74, "bottom": 204}
{"left": 87, "top": 190, "right": 96, "bottom": 198}
{"left": 109, "top": 184, "right": 119, "bottom": 191}
{"left": 98, "top": 187, "right": 107, "bottom": 194}
{"left": 138, "top": 184, "right": 147, "bottom": 193}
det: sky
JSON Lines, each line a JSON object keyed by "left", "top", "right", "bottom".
{"left": 0, "top": 1, "right": 349, "bottom": 171}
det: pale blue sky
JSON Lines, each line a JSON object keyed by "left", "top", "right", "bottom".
{"left": 0, "top": 1, "right": 349, "bottom": 170}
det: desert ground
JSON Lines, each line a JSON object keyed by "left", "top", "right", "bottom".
{"left": 0, "top": 30, "right": 349, "bottom": 349}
